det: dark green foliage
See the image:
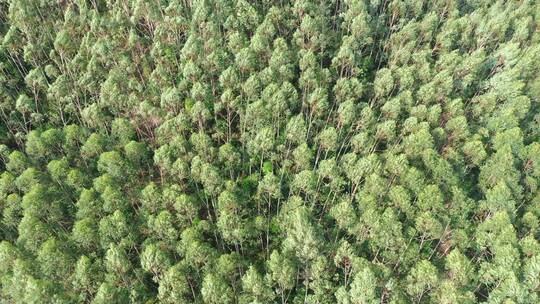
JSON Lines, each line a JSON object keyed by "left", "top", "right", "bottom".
{"left": 0, "top": 0, "right": 540, "bottom": 303}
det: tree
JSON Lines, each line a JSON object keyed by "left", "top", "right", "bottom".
{"left": 36, "top": 237, "right": 73, "bottom": 281}
{"left": 123, "top": 140, "right": 149, "bottom": 168}
{"left": 283, "top": 206, "right": 322, "bottom": 262}
{"left": 97, "top": 151, "right": 129, "bottom": 181}
{"left": 406, "top": 260, "right": 439, "bottom": 302}
{"left": 81, "top": 133, "right": 107, "bottom": 159}
{"left": 217, "top": 187, "right": 251, "bottom": 246}
{"left": 111, "top": 118, "right": 136, "bottom": 146}
{"left": 267, "top": 250, "right": 297, "bottom": 303}
{"left": 241, "top": 266, "right": 274, "bottom": 303}
{"left": 105, "top": 244, "right": 131, "bottom": 280}
{"left": 72, "top": 218, "right": 100, "bottom": 251}
{"left": 157, "top": 262, "right": 192, "bottom": 303}
{"left": 374, "top": 68, "right": 393, "bottom": 98}
{"left": 17, "top": 214, "right": 51, "bottom": 253}
{"left": 348, "top": 268, "right": 379, "bottom": 304}
{"left": 71, "top": 255, "right": 104, "bottom": 302}
{"left": 141, "top": 243, "right": 172, "bottom": 280}
{"left": 201, "top": 272, "right": 234, "bottom": 304}
{"left": 6, "top": 151, "right": 29, "bottom": 174}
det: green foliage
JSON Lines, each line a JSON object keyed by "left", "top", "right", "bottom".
{"left": 0, "top": 0, "right": 539, "bottom": 303}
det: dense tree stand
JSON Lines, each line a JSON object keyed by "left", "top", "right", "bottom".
{"left": 1, "top": 0, "right": 540, "bottom": 303}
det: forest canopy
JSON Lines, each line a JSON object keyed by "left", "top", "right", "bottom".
{"left": 1, "top": 0, "right": 540, "bottom": 303}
